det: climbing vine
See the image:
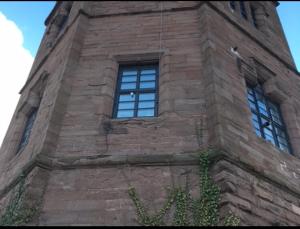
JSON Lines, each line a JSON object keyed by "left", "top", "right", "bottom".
{"left": 128, "top": 186, "right": 177, "bottom": 226}
{"left": 0, "top": 174, "right": 38, "bottom": 226}
{"left": 128, "top": 150, "right": 240, "bottom": 226}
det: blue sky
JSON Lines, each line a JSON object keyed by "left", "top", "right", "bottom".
{"left": 277, "top": 1, "right": 300, "bottom": 71}
{"left": 0, "top": 1, "right": 299, "bottom": 146}
{"left": 0, "top": 1, "right": 55, "bottom": 56}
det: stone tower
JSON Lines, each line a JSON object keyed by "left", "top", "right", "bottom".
{"left": 1, "top": 1, "right": 300, "bottom": 226}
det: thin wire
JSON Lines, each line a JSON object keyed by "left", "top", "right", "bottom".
{"left": 159, "top": 1, "right": 163, "bottom": 61}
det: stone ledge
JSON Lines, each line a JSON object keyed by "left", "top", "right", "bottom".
{"left": 1, "top": 149, "right": 300, "bottom": 204}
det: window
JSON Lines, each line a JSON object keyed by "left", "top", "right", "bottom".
{"left": 113, "top": 64, "right": 158, "bottom": 119}
{"left": 250, "top": 5, "right": 258, "bottom": 28}
{"left": 239, "top": 1, "right": 248, "bottom": 20}
{"left": 247, "top": 84, "right": 292, "bottom": 154}
{"left": 17, "top": 107, "right": 38, "bottom": 153}
{"left": 229, "top": 1, "right": 236, "bottom": 10}
{"left": 57, "top": 14, "right": 69, "bottom": 34}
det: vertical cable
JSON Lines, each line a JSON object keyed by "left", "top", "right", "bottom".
{"left": 159, "top": 1, "right": 164, "bottom": 61}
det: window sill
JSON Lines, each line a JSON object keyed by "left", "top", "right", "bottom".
{"left": 109, "top": 116, "right": 160, "bottom": 125}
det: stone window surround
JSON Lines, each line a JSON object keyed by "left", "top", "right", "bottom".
{"left": 9, "top": 72, "right": 49, "bottom": 159}
{"left": 239, "top": 57, "right": 300, "bottom": 158}
{"left": 106, "top": 50, "right": 168, "bottom": 120}
{"left": 112, "top": 64, "right": 159, "bottom": 119}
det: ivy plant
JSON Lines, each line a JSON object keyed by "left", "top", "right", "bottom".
{"left": 128, "top": 150, "right": 240, "bottom": 226}
{"left": 0, "top": 174, "right": 38, "bottom": 226}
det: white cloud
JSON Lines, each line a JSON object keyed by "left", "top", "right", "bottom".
{"left": 0, "top": 12, "right": 34, "bottom": 147}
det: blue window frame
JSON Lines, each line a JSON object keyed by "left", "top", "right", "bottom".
{"left": 17, "top": 107, "right": 38, "bottom": 153}
{"left": 113, "top": 64, "right": 159, "bottom": 119}
{"left": 247, "top": 84, "right": 292, "bottom": 154}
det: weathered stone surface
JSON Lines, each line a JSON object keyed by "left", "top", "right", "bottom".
{"left": 0, "top": 1, "right": 300, "bottom": 226}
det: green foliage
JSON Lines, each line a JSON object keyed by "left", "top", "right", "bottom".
{"left": 223, "top": 212, "right": 240, "bottom": 226}
{"left": 128, "top": 186, "right": 177, "bottom": 226}
{"left": 192, "top": 150, "right": 220, "bottom": 226}
{"left": 128, "top": 150, "right": 240, "bottom": 226}
{"left": 173, "top": 187, "right": 189, "bottom": 226}
{"left": 0, "top": 175, "right": 37, "bottom": 226}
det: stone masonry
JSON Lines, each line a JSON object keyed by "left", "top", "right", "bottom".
{"left": 0, "top": 1, "right": 300, "bottom": 225}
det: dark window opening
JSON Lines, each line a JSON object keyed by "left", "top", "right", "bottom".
{"left": 247, "top": 84, "right": 292, "bottom": 154}
{"left": 250, "top": 5, "right": 258, "bottom": 28}
{"left": 240, "top": 1, "right": 248, "bottom": 20}
{"left": 229, "top": 1, "right": 236, "bottom": 10}
{"left": 17, "top": 107, "right": 38, "bottom": 153}
{"left": 58, "top": 14, "right": 68, "bottom": 33}
{"left": 113, "top": 64, "right": 159, "bottom": 119}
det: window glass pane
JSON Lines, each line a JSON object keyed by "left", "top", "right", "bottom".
{"left": 122, "top": 70, "right": 137, "bottom": 76}
{"left": 255, "top": 129, "right": 262, "bottom": 137}
{"left": 137, "top": 108, "right": 154, "bottom": 117}
{"left": 248, "top": 100, "right": 256, "bottom": 111}
{"left": 247, "top": 87, "right": 254, "bottom": 95}
{"left": 264, "top": 130, "right": 275, "bottom": 145}
{"left": 268, "top": 102, "right": 279, "bottom": 113}
{"left": 275, "top": 127, "right": 285, "bottom": 137}
{"left": 141, "top": 69, "right": 155, "bottom": 74}
{"left": 250, "top": 108, "right": 261, "bottom": 135}
{"left": 263, "top": 128, "right": 273, "bottom": 137}
{"left": 247, "top": 93, "right": 255, "bottom": 102}
{"left": 122, "top": 76, "right": 137, "bottom": 82}
{"left": 269, "top": 103, "right": 282, "bottom": 125}
{"left": 121, "top": 82, "right": 136, "bottom": 90}
{"left": 139, "top": 93, "right": 155, "bottom": 101}
{"left": 270, "top": 111, "right": 282, "bottom": 125}
{"left": 252, "top": 112, "right": 258, "bottom": 122}
{"left": 251, "top": 113, "right": 260, "bottom": 129}
{"left": 258, "top": 101, "right": 268, "bottom": 117}
{"left": 118, "top": 102, "right": 135, "bottom": 110}
{"left": 140, "top": 74, "right": 156, "bottom": 81}
{"left": 18, "top": 108, "right": 38, "bottom": 152}
{"left": 138, "top": 101, "right": 155, "bottom": 109}
{"left": 253, "top": 121, "right": 260, "bottom": 130}
{"left": 140, "top": 81, "right": 155, "bottom": 89}
{"left": 119, "top": 93, "right": 135, "bottom": 102}
{"left": 261, "top": 117, "right": 272, "bottom": 129}
{"left": 279, "top": 143, "right": 289, "bottom": 152}
{"left": 278, "top": 136, "right": 287, "bottom": 146}
{"left": 117, "top": 110, "right": 134, "bottom": 118}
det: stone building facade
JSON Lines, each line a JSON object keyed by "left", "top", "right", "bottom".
{"left": 1, "top": 1, "right": 300, "bottom": 226}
